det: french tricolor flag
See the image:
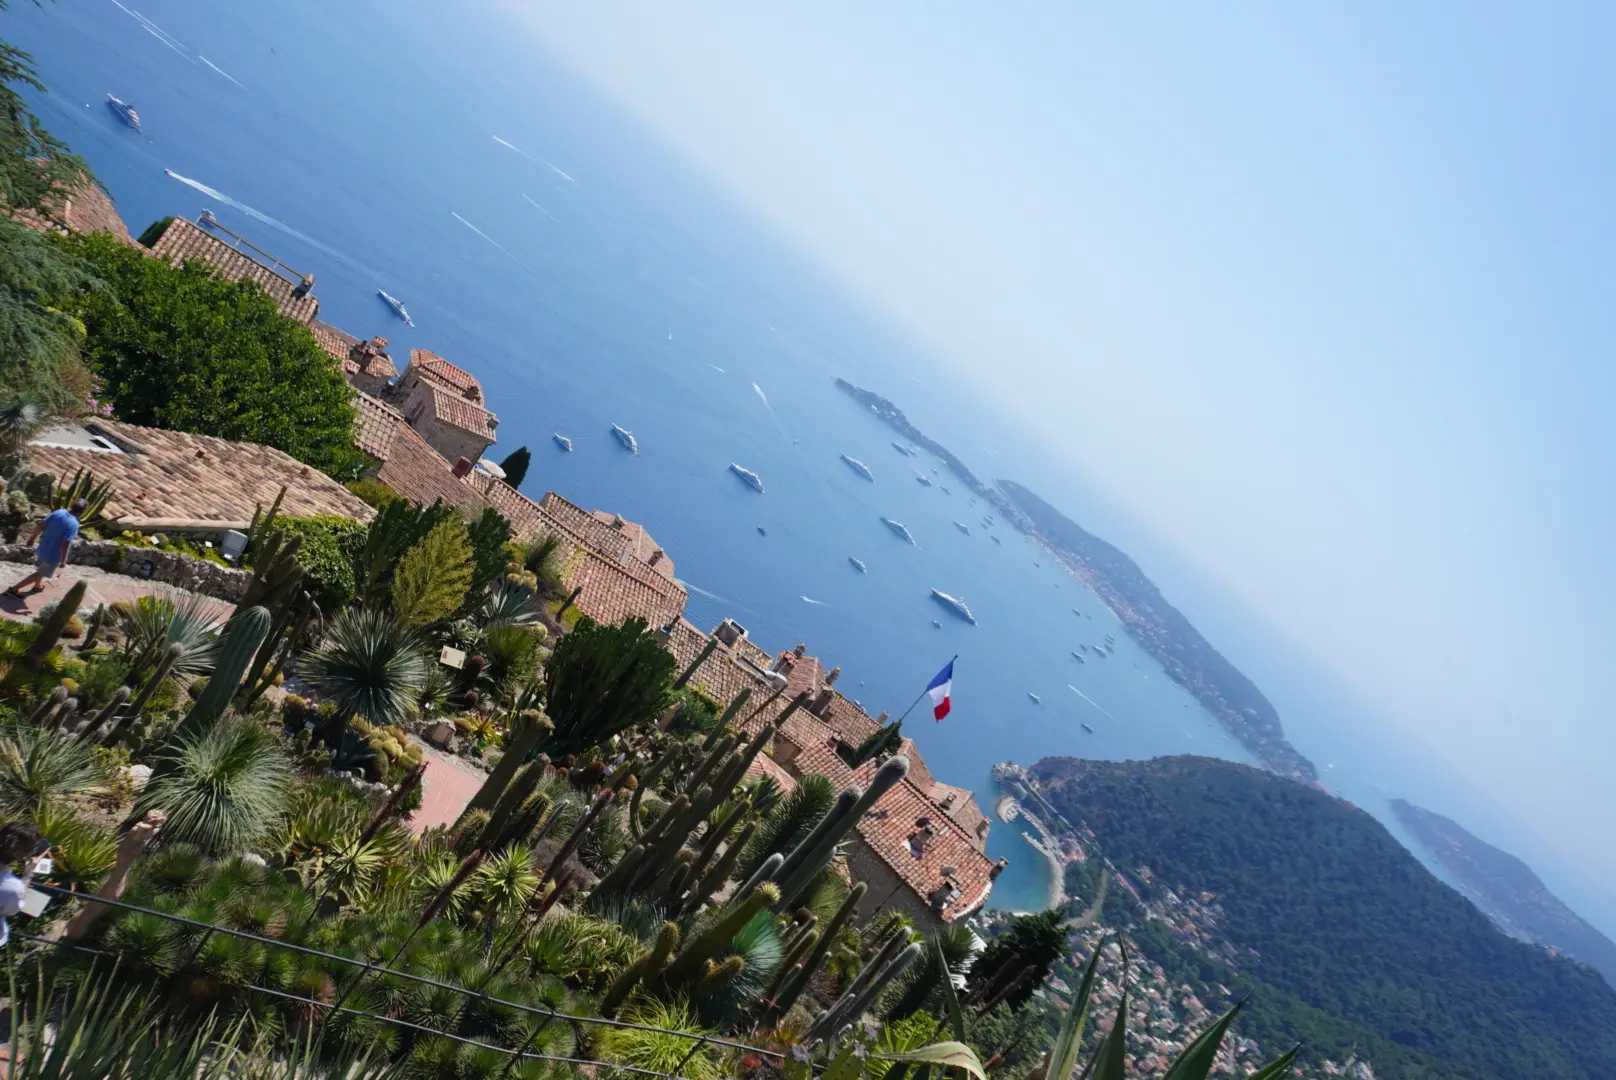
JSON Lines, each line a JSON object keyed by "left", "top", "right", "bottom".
{"left": 926, "top": 660, "right": 955, "bottom": 721}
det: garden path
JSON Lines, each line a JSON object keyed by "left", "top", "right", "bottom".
{"left": 410, "top": 744, "right": 485, "bottom": 834}
{"left": 0, "top": 563, "right": 234, "bottom": 624}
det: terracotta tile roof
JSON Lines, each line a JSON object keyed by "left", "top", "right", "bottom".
{"left": 149, "top": 216, "right": 319, "bottom": 324}
{"left": 819, "top": 691, "right": 884, "bottom": 746}
{"left": 855, "top": 775, "right": 997, "bottom": 922}
{"left": 13, "top": 175, "right": 134, "bottom": 244}
{"left": 409, "top": 350, "right": 483, "bottom": 401}
{"left": 26, "top": 420, "right": 374, "bottom": 530}
{"left": 539, "top": 494, "right": 679, "bottom": 582}
{"left": 927, "top": 780, "right": 990, "bottom": 853}
{"left": 566, "top": 551, "right": 688, "bottom": 627}
{"left": 776, "top": 651, "right": 826, "bottom": 701}
{"left": 419, "top": 381, "right": 497, "bottom": 439}
{"left": 898, "top": 739, "right": 934, "bottom": 789}
{"left": 310, "top": 320, "right": 360, "bottom": 366}
{"left": 373, "top": 420, "right": 491, "bottom": 517}
{"left": 747, "top": 752, "right": 798, "bottom": 795}
{"left": 353, "top": 393, "right": 402, "bottom": 463}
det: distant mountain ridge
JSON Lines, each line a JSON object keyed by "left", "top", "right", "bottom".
{"left": 1028, "top": 754, "right": 1616, "bottom": 1080}
{"left": 1391, "top": 798, "right": 1616, "bottom": 988}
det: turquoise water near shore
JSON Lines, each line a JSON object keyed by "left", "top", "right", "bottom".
{"left": 12, "top": 0, "right": 1611, "bottom": 928}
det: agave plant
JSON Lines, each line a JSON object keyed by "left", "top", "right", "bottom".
{"left": 0, "top": 723, "right": 117, "bottom": 819}
{"left": 117, "top": 590, "right": 223, "bottom": 676}
{"left": 299, "top": 606, "right": 430, "bottom": 742}
{"left": 135, "top": 716, "right": 293, "bottom": 855}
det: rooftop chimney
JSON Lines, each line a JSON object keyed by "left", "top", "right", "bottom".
{"left": 452, "top": 457, "right": 475, "bottom": 478}
{"left": 714, "top": 619, "right": 747, "bottom": 647}
{"left": 825, "top": 666, "right": 842, "bottom": 686}
{"left": 648, "top": 549, "right": 664, "bottom": 567}
{"left": 793, "top": 643, "right": 807, "bottom": 658}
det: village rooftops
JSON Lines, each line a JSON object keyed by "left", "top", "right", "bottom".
{"left": 148, "top": 214, "right": 320, "bottom": 324}
{"left": 13, "top": 175, "right": 134, "bottom": 245}
{"left": 27, "top": 420, "right": 374, "bottom": 531}
{"left": 406, "top": 350, "right": 484, "bottom": 403}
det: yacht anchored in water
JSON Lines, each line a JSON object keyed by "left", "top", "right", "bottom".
{"left": 1071, "top": 652, "right": 1086, "bottom": 664}
{"left": 611, "top": 424, "right": 639, "bottom": 455}
{"left": 106, "top": 94, "right": 140, "bottom": 131}
{"left": 990, "top": 536, "right": 1002, "bottom": 545}
{"left": 880, "top": 517, "right": 917, "bottom": 545}
{"left": 892, "top": 442, "right": 914, "bottom": 456}
{"left": 552, "top": 434, "right": 572, "bottom": 452}
{"left": 915, "top": 474, "right": 932, "bottom": 487}
{"left": 1081, "top": 722, "right": 1095, "bottom": 734}
{"left": 729, "top": 463, "right": 765, "bottom": 493}
{"left": 953, "top": 521, "right": 970, "bottom": 535}
{"left": 848, "top": 557, "right": 867, "bottom": 573}
{"left": 929, "top": 589, "right": 976, "bottom": 624}
{"left": 377, "top": 290, "right": 415, "bottom": 327}
{"left": 1028, "top": 692, "right": 1042, "bottom": 704}
{"left": 840, "top": 454, "right": 875, "bottom": 481}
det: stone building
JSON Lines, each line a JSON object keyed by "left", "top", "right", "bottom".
{"left": 395, "top": 350, "right": 499, "bottom": 465}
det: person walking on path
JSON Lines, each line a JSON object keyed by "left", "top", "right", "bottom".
{"left": 5, "top": 499, "right": 86, "bottom": 599}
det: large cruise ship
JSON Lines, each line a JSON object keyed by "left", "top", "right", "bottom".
{"left": 105, "top": 94, "right": 140, "bottom": 131}
{"left": 840, "top": 454, "right": 876, "bottom": 481}
{"left": 729, "top": 463, "right": 765, "bottom": 493}
{"left": 930, "top": 591, "right": 976, "bottom": 624}
{"left": 880, "top": 517, "right": 917, "bottom": 546}
{"left": 611, "top": 424, "right": 639, "bottom": 455}
{"left": 930, "top": 588, "right": 976, "bottom": 624}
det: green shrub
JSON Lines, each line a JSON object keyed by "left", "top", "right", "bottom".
{"left": 346, "top": 477, "right": 401, "bottom": 509}
{"left": 391, "top": 518, "right": 473, "bottom": 629}
{"left": 275, "top": 515, "right": 366, "bottom": 610}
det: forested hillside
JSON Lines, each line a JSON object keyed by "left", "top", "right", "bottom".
{"left": 1030, "top": 755, "right": 1616, "bottom": 1080}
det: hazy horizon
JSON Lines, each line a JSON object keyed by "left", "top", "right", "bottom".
{"left": 501, "top": 2, "right": 1616, "bottom": 899}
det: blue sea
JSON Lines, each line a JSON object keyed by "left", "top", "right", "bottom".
{"left": 13, "top": 0, "right": 1615, "bottom": 930}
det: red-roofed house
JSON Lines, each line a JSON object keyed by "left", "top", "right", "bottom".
{"left": 147, "top": 213, "right": 320, "bottom": 324}
{"left": 394, "top": 350, "right": 499, "bottom": 465}
{"left": 312, "top": 322, "right": 398, "bottom": 397}
{"left": 13, "top": 175, "right": 134, "bottom": 244}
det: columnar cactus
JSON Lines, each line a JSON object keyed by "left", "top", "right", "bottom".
{"left": 770, "top": 881, "right": 868, "bottom": 1014}
{"left": 24, "top": 686, "right": 67, "bottom": 726}
{"left": 691, "top": 954, "right": 746, "bottom": 1003}
{"left": 775, "top": 756, "right": 910, "bottom": 911}
{"left": 683, "top": 820, "right": 757, "bottom": 916}
{"left": 807, "top": 941, "right": 923, "bottom": 1045}
{"left": 672, "top": 637, "right": 720, "bottom": 690}
{"left": 236, "top": 529, "right": 304, "bottom": 611}
{"left": 106, "top": 644, "right": 182, "bottom": 745}
{"left": 467, "top": 716, "right": 552, "bottom": 814}
{"left": 600, "top": 920, "right": 680, "bottom": 1017}
{"left": 477, "top": 759, "right": 548, "bottom": 851}
{"left": 663, "top": 883, "right": 780, "bottom": 989}
{"left": 174, "top": 606, "right": 270, "bottom": 740}
{"left": 703, "top": 687, "right": 752, "bottom": 749}
{"left": 77, "top": 686, "right": 130, "bottom": 743}
{"left": 81, "top": 603, "right": 108, "bottom": 649}
{"left": 2, "top": 580, "right": 86, "bottom": 691}
{"left": 541, "top": 790, "right": 615, "bottom": 884}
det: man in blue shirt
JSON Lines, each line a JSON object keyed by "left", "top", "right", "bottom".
{"left": 5, "top": 499, "right": 86, "bottom": 598}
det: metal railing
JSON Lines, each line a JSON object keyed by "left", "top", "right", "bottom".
{"left": 23, "top": 884, "right": 789, "bottom": 1080}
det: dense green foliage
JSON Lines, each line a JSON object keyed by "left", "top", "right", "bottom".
{"left": 1033, "top": 755, "right": 1616, "bottom": 1079}
{"left": 57, "top": 232, "right": 364, "bottom": 475}
{"left": 0, "top": 216, "right": 96, "bottom": 410}
{"left": 276, "top": 516, "right": 366, "bottom": 610}
{"left": 391, "top": 517, "right": 474, "bottom": 629}
{"left": 965, "top": 908, "right": 1063, "bottom": 1012}
{"left": 541, "top": 616, "right": 675, "bottom": 758}
{"left": 498, "top": 445, "right": 531, "bottom": 490}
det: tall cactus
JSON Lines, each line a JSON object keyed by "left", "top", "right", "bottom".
{"left": 807, "top": 940, "right": 923, "bottom": 1045}
{"left": 541, "top": 790, "right": 615, "bottom": 885}
{"left": 771, "top": 881, "right": 867, "bottom": 1014}
{"left": 600, "top": 921, "right": 680, "bottom": 1017}
{"left": 477, "top": 759, "right": 548, "bottom": 851}
{"left": 702, "top": 688, "right": 752, "bottom": 749}
{"left": 770, "top": 929, "right": 820, "bottom": 999}
{"left": 76, "top": 686, "right": 130, "bottom": 743}
{"left": 467, "top": 714, "right": 552, "bottom": 814}
{"left": 681, "top": 820, "right": 757, "bottom": 916}
{"left": 2, "top": 580, "right": 86, "bottom": 692}
{"left": 776, "top": 756, "right": 910, "bottom": 911}
{"left": 81, "top": 603, "right": 108, "bottom": 649}
{"left": 174, "top": 607, "right": 270, "bottom": 740}
{"left": 24, "top": 686, "right": 67, "bottom": 726}
{"left": 236, "top": 528, "right": 304, "bottom": 611}
{"left": 672, "top": 637, "right": 719, "bottom": 690}
{"left": 691, "top": 955, "right": 746, "bottom": 1003}
{"left": 663, "top": 883, "right": 780, "bottom": 989}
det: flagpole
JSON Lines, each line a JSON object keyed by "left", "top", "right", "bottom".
{"left": 896, "top": 655, "right": 957, "bottom": 722}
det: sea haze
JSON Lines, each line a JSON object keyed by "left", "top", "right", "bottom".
{"left": 12, "top": 0, "right": 1604, "bottom": 926}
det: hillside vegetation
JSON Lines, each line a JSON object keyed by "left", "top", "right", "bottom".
{"left": 1030, "top": 755, "right": 1616, "bottom": 1080}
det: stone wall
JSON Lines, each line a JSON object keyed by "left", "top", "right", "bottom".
{"left": 846, "top": 843, "right": 945, "bottom": 932}
{"left": 0, "top": 541, "right": 250, "bottom": 602}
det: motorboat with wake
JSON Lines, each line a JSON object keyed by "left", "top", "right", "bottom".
{"left": 612, "top": 424, "right": 639, "bottom": 455}
{"left": 729, "top": 463, "right": 765, "bottom": 493}
{"left": 880, "top": 517, "right": 917, "bottom": 545}
{"left": 841, "top": 454, "right": 875, "bottom": 481}
{"left": 1028, "top": 692, "right": 1042, "bottom": 705}
{"left": 915, "top": 474, "right": 932, "bottom": 487}
{"left": 848, "top": 557, "right": 867, "bottom": 573}
{"left": 377, "top": 290, "right": 415, "bottom": 327}
{"left": 930, "top": 589, "right": 976, "bottom": 624}
{"left": 106, "top": 94, "right": 140, "bottom": 131}
{"left": 552, "top": 434, "right": 573, "bottom": 452}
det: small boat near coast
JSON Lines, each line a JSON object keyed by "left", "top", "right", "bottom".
{"left": 953, "top": 521, "right": 970, "bottom": 535}
{"left": 1028, "top": 692, "right": 1042, "bottom": 705}
{"left": 848, "top": 557, "right": 867, "bottom": 573}
{"left": 880, "top": 517, "right": 917, "bottom": 545}
{"left": 892, "top": 442, "right": 914, "bottom": 456}
{"left": 1070, "top": 652, "right": 1085, "bottom": 664}
{"left": 929, "top": 589, "right": 976, "bottom": 624}
{"left": 841, "top": 454, "right": 875, "bottom": 481}
{"left": 612, "top": 424, "right": 639, "bottom": 455}
{"left": 915, "top": 475, "right": 932, "bottom": 487}
{"left": 991, "top": 536, "right": 1002, "bottom": 545}
{"left": 106, "top": 94, "right": 140, "bottom": 131}
{"left": 552, "top": 433, "right": 572, "bottom": 452}
{"left": 729, "top": 463, "right": 765, "bottom": 493}
{"left": 1081, "top": 722, "right": 1095, "bottom": 734}
{"left": 377, "top": 290, "right": 415, "bottom": 327}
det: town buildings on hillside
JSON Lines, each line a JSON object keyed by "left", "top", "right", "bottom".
{"left": 39, "top": 204, "right": 1000, "bottom": 926}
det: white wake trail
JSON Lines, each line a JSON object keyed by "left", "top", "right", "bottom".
{"left": 492, "top": 135, "right": 543, "bottom": 164}
{"left": 520, "top": 193, "right": 560, "bottom": 224}
{"left": 450, "top": 211, "right": 532, "bottom": 273}
{"left": 199, "top": 56, "right": 246, "bottom": 89}
{"left": 109, "top": 0, "right": 191, "bottom": 59}
{"left": 547, "top": 163, "right": 576, "bottom": 183}
{"left": 1066, "top": 684, "right": 1119, "bottom": 722}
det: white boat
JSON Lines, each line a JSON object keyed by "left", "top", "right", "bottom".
{"left": 916, "top": 475, "right": 932, "bottom": 487}
{"left": 377, "top": 290, "right": 415, "bottom": 327}
{"left": 880, "top": 517, "right": 917, "bottom": 546}
{"left": 892, "top": 442, "right": 914, "bottom": 456}
{"left": 1028, "top": 693, "right": 1042, "bottom": 704}
{"left": 841, "top": 454, "right": 875, "bottom": 481}
{"left": 849, "top": 557, "right": 867, "bottom": 573}
{"left": 612, "top": 424, "right": 639, "bottom": 455}
{"left": 953, "top": 521, "right": 970, "bottom": 535}
{"left": 729, "top": 463, "right": 765, "bottom": 493}
{"left": 929, "top": 588, "right": 976, "bottom": 625}
{"left": 1081, "top": 723, "right": 1095, "bottom": 734}
{"left": 991, "top": 536, "right": 1002, "bottom": 545}
{"left": 1071, "top": 653, "right": 1086, "bottom": 664}
{"left": 106, "top": 94, "right": 140, "bottom": 131}
{"left": 552, "top": 433, "right": 573, "bottom": 452}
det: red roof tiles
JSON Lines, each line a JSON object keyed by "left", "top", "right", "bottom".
{"left": 408, "top": 350, "right": 483, "bottom": 400}
{"left": 149, "top": 216, "right": 319, "bottom": 324}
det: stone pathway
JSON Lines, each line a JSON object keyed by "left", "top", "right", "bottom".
{"left": 0, "top": 563, "right": 235, "bottom": 625}
{"left": 410, "top": 744, "right": 487, "bottom": 834}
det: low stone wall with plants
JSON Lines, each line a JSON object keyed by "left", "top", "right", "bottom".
{"left": 0, "top": 540, "right": 249, "bottom": 602}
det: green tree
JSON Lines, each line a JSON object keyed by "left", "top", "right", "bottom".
{"left": 966, "top": 909, "right": 1063, "bottom": 1012}
{"left": 498, "top": 445, "right": 531, "bottom": 490}
{"left": 56, "top": 232, "right": 365, "bottom": 476}
{"left": 0, "top": 219, "right": 97, "bottom": 411}
{"left": 462, "top": 507, "right": 513, "bottom": 601}
{"left": 541, "top": 616, "right": 675, "bottom": 758}
{"left": 390, "top": 517, "right": 474, "bottom": 629}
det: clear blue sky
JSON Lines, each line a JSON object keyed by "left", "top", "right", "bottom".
{"left": 507, "top": 2, "right": 1616, "bottom": 890}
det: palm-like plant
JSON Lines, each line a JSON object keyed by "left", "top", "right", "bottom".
{"left": 0, "top": 397, "right": 42, "bottom": 457}
{"left": 520, "top": 533, "right": 569, "bottom": 597}
{"left": 300, "top": 607, "right": 430, "bottom": 742}
{"left": 595, "top": 999, "right": 722, "bottom": 1080}
{"left": 135, "top": 716, "right": 293, "bottom": 855}
{"left": 481, "top": 623, "right": 542, "bottom": 698}
{"left": 117, "top": 590, "right": 223, "bottom": 676}
{"left": 739, "top": 773, "right": 835, "bottom": 881}
{"left": 0, "top": 723, "right": 117, "bottom": 819}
